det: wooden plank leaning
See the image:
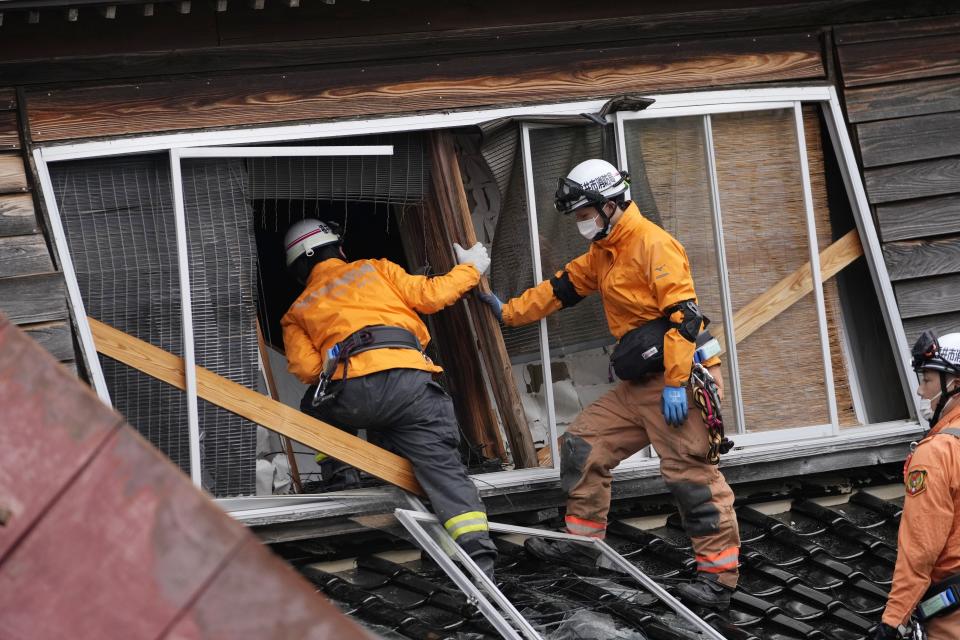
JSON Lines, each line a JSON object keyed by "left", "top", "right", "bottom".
{"left": 430, "top": 131, "right": 538, "bottom": 468}
{"left": 711, "top": 229, "right": 864, "bottom": 352}
{"left": 87, "top": 316, "right": 423, "bottom": 495}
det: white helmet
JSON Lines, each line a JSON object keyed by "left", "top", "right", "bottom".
{"left": 912, "top": 331, "right": 960, "bottom": 424}
{"left": 554, "top": 159, "right": 629, "bottom": 214}
{"left": 283, "top": 219, "right": 339, "bottom": 267}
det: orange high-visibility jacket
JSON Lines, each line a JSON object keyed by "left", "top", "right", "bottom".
{"left": 281, "top": 258, "right": 480, "bottom": 384}
{"left": 500, "top": 202, "right": 715, "bottom": 387}
{"left": 882, "top": 401, "right": 960, "bottom": 627}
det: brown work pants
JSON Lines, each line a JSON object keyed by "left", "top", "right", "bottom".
{"left": 560, "top": 375, "right": 741, "bottom": 588}
{"left": 926, "top": 609, "right": 960, "bottom": 638}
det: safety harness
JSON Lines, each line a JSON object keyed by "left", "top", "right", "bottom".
{"left": 689, "top": 362, "right": 734, "bottom": 465}
{"left": 311, "top": 325, "right": 423, "bottom": 406}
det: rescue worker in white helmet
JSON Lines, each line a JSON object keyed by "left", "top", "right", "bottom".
{"left": 874, "top": 330, "right": 960, "bottom": 639}
{"left": 280, "top": 218, "right": 498, "bottom": 580}
{"left": 478, "top": 159, "right": 741, "bottom": 609}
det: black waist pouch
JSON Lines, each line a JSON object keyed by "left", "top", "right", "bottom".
{"left": 612, "top": 319, "right": 715, "bottom": 381}
{"left": 611, "top": 318, "right": 672, "bottom": 380}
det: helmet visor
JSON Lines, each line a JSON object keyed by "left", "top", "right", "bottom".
{"left": 912, "top": 330, "right": 941, "bottom": 372}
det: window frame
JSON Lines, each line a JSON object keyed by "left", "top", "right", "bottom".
{"left": 32, "top": 85, "right": 921, "bottom": 517}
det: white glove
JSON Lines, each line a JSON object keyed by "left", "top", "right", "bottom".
{"left": 453, "top": 242, "right": 491, "bottom": 276}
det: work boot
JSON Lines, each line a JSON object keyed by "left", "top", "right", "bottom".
{"left": 524, "top": 537, "right": 602, "bottom": 576}
{"left": 675, "top": 574, "right": 734, "bottom": 610}
{"left": 472, "top": 552, "right": 497, "bottom": 583}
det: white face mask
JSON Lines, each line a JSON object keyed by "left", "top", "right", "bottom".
{"left": 919, "top": 392, "right": 941, "bottom": 422}
{"left": 577, "top": 216, "right": 600, "bottom": 240}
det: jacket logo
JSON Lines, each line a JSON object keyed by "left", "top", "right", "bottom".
{"left": 906, "top": 469, "right": 928, "bottom": 496}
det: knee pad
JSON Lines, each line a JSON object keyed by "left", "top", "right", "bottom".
{"left": 665, "top": 481, "right": 720, "bottom": 537}
{"left": 560, "top": 434, "right": 593, "bottom": 494}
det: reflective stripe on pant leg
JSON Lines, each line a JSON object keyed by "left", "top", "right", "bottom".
{"left": 565, "top": 515, "right": 606, "bottom": 539}
{"left": 696, "top": 546, "right": 739, "bottom": 573}
{"left": 444, "top": 511, "right": 489, "bottom": 540}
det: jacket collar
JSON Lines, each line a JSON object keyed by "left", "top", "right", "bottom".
{"left": 932, "top": 398, "right": 960, "bottom": 433}
{"left": 594, "top": 202, "right": 643, "bottom": 248}
{"left": 306, "top": 258, "right": 346, "bottom": 286}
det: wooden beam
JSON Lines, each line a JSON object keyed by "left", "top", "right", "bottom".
{"left": 430, "top": 131, "right": 537, "bottom": 468}
{"left": 87, "top": 316, "right": 423, "bottom": 495}
{"left": 25, "top": 33, "right": 822, "bottom": 142}
{"left": 255, "top": 319, "right": 303, "bottom": 494}
{"left": 712, "top": 230, "right": 863, "bottom": 352}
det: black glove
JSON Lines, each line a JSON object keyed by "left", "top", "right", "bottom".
{"left": 871, "top": 623, "right": 901, "bottom": 640}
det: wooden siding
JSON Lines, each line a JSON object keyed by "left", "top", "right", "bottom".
{"left": 0, "top": 93, "right": 75, "bottom": 369}
{"left": 836, "top": 16, "right": 960, "bottom": 341}
{"left": 24, "top": 32, "right": 824, "bottom": 142}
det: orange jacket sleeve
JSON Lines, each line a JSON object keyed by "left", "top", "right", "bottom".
{"left": 374, "top": 259, "right": 480, "bottom": 314}
{"left": 280, "top": 314, "right": 324, "bottom": 385}
{"left": 501, "top": 252, "right": 597, "bottom": 327}
{"left": 882, "top": 445, "right": 956, "bottom": 626}
{"left": 647, "top": 237, "right": 699, "bottom": 387}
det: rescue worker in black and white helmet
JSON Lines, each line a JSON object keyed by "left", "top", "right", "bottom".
{"left": 479, "top": 158, "right": 741, "bottom": 609}
{"left": 874, "top": 331, "right": 960, "bottom": 639}
{"left": 280, "top": 218, "right": 499, "bottom": 581}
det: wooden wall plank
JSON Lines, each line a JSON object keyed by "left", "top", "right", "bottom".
{"left": 838, "top": 33, "right": 960, "bottom": 87}
{"left": 0, "top": 235, "right": 54, "bottom": 278}
{"left": 883, "top": 235, "right": 960, "bottom": 281}
{"left": 0, "top": 273, "right": 67, "bottom": 325}
{"left": 857, "top": 112, "right": 960, "bottom": 168}
{"left": 0, "top": 194, "right": 39, "bottom": 237}
{"left": 834, "top": 13, "right": 960, "bottom": 44}
{"left": 25, "top": 33, "right": 823, "bottom": 142}
{"left": 0, "top": 89, "right": 14, "bottom": 110}
{"left": 864, "top": 156, "right": 960, "bottom": 204}
{"left": 22, "top": 320, "right": 75, "bottom": 362}
{"left": 0, "top": 154, "right": 28, "bottom": 194}
{"left": 877, "top": 194, "right": 960, "bottom": 242}
{"left": 894, "top": 272, "right": 960, "bottom": 318}
{"left": 903, "top": 311, "right": 960, "bottom": 345}
{"left": 844, "top": 76, "right": 960, "bottom": 124}
{"left": 0, "top": 111, "right": 19, "bottom": 151}
{"left": 0, "top": 314, "right": 119, "bottom": 563}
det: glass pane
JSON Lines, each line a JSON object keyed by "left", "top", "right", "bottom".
{"left": 623, "top": 116, "right": 738, "bottom": 433}
{"left": 712, "top": 108, "right": 830, "bottom": 432}
{"left": 528, "top": 126, "right": 619, "bottom": 459}
{"left": 50, "top": 154, "right": 192, "bottom": 477}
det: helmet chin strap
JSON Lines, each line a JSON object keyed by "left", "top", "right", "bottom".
{"left": 932, "top": 372, "right": 960, "bottom": 425}
{"left": 588, "top": 200, "right": 617, "bottom": 242}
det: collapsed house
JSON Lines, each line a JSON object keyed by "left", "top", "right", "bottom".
{"left": 1, "top": 0, "right": 959, "bottom": 637}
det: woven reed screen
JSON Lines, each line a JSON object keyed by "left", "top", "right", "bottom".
{"left": 623, "top": 116, "right": 739, "bottom": 432}
{"left": 625, "top": 108, "right": 858, "bottom": 432}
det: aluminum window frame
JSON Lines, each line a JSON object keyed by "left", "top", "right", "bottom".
{"left": 34, "top": 85, "right": 920, "bottom": 517}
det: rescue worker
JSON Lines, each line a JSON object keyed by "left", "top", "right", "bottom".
{"left": 873, "top": 331, "right": 960, "bottom": 639}
{"left": 479, "top": 159, "right": 740, "bottom": 609}
{"left": 280, "top": 218, "right": 498, "bottom": 580}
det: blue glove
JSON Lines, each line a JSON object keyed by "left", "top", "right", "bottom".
{"left": 662, "top": 385, "right": 688, "bottom": 426}
{"left": 478, "top": 291, "right": 503, "bottom": 321}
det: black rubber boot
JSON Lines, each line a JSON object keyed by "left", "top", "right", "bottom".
{"left": 675, "top": 573, "right": 734, "bottom": 610}
{"left": 524, "top": 537, "right": 602, "bottom": 576}
{"left": 472, "top": 552, "right": 497, "bottom": 583}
